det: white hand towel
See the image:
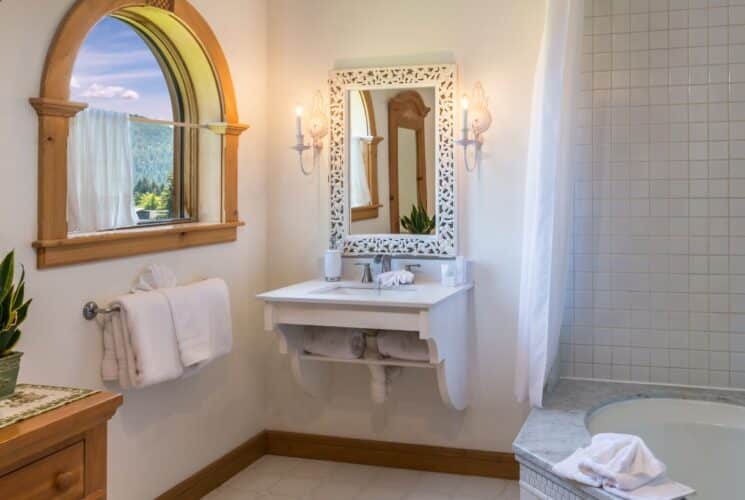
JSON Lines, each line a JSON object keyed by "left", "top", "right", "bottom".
{"left": 376, "top": 270, "right": 415, "bottom": 288}
{"left": 552, "top": 433, "right": 694, "bottom": 500}
{"left": 112, "top": 291, "right": 184, "bottom": 388}
{"left": 303, "top": 327, "right": 366, "bottom": 359}
{"left": 157, "top": 278, "right": 233, "bottom": 367}
{"left": 377, "top": 331, "right": 429, "bottom": 362}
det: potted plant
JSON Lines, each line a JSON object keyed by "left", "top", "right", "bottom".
{"left": 0, "top": 251, "right": 31, "bottom": 399}
{"left": 400, "top": 203, "right": 436, "bottom": 235}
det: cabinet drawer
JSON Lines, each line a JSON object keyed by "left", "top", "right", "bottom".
{"left": 0, "top": 442, "right": 85, "bottom": 499}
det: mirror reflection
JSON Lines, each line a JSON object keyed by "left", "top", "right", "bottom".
{"left": 348, "top": 87, "right": 436, "bottom": 235}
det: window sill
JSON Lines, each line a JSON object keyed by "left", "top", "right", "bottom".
{"left": 32, "top": 221, "right": 244, "bottom": 268}
{"left": 351, "top": 204, "right": 383, "bottom": 222}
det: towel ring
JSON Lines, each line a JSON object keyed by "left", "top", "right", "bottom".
{"left": 82, "top": 301, "right": 120, "bottom": 321}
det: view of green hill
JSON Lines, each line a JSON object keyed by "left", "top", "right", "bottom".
{"left": 131, "top": 121, "right": 174, "bottom": 188}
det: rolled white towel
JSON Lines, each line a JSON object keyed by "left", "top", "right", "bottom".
{"left": 304, "top": 327, "right": 366, "bottom": 359}
{"left": 377, "top": 331, "right": 429, "bottom": 362}
{"left": 376, "top": 270, "right": 414, "bottom": 288}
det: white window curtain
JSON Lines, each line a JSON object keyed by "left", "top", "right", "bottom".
{"left": 67, "top": 108, "right": 139, "bottom": 233}
{"left": 350, "top": 136, "right": 372, "bottom": 207}
{"left": 515, "top": 0, "right": 584, "bottom": 407}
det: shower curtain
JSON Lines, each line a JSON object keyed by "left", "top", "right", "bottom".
{"left": 515, "top": 0, "right": 584, "bottom": 407}
{"left": 67, "top": 108, "right": 139, "bottom": 233}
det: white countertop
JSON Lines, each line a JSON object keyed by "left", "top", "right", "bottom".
{"left": 257, "top": 279, "right": 473, "bottom": 309}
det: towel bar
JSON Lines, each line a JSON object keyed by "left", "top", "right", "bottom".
{"left": 82, "top": 301, "right": 120, "bottom": 321}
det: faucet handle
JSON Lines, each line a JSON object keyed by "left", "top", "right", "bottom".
{"left": 355, "top": 263, "right": 373, "bottom": 283}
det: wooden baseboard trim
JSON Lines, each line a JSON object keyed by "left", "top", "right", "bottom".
{"left": 266, "top": 430, "right": 519, "bottom": 480}
{"left": 157, "top": 430, "right": 518, "bottom": 499}
{"left": 156, "top": 431, "right": 267, "bottom": 500}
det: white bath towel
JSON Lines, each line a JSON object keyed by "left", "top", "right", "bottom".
{"left": 98, "top": 315, "right": 118, "bottom": 382}
{"left": 303, "top": 327, "right": 366, "bottom": 359}
{"left": 377, "top": 331, "right": 430, "bottom": 362}
{"left": 108, "top": 291, "right": 185, "bottom": 389}
{"left": 553, "top": 433, "right": 694, "bottom": 500}
{"left": 375, "top": 270, "right": 414, "bottom": 288}
{"left": 157, "top": 278, "right": 233, "bottom": 367}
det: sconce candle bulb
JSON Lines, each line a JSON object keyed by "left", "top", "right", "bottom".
{"left": 294, "top": 105, "right": 303, "bottom": 136}
{"left": 291, "top": 92, "right": 328, "bottom": 175}
{"left": 456, "top": 82, "right": 492, "bottom": 172}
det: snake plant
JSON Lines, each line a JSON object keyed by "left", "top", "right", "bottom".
{"left": 400, "top": 203, "right": 436, "bottom": 235}
{"left": 0, "top": 251, "right": 31, "bottom": 357}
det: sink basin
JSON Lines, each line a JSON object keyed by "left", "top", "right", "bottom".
{"left": 312, "top": 285, "right": 419, "bottom": 297}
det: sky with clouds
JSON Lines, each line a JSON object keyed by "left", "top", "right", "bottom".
{"left": 71, "top": 17, "right": 173, "bottom": 120}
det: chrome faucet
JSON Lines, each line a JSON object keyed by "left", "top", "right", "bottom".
{"left": 374, "top": 254, "right": 392, "bottom": 274}
{"left": 355, "top": 263, "right": 373, "bottom": 283}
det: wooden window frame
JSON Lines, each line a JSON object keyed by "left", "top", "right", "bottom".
{"left": 350, "top": 90, "right": 384, "bottom": 222}
{"left": 29, "top": 0, "right": 248, "bottom": 269}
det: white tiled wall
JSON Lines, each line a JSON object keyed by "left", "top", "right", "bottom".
{"left": 562, "top": 0, "right": 745, "bottom": 388}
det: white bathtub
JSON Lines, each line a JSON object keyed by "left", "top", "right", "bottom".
{"left": 588, "top": 398, "right": 745, "bottom": 500}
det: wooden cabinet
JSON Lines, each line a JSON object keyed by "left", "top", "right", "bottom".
{"left": 0, "top": 392, "right": 122, "bottom": 499}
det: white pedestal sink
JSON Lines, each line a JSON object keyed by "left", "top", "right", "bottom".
{"left": 257, "top": 279, "right": 473, "bottom": 410}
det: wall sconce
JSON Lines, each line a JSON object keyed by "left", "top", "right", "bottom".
{"left": 291, "top": 90, "right": 329, "bottom": 175}
{"left": 456, "top": 82, "right": 492, "bottom": 172}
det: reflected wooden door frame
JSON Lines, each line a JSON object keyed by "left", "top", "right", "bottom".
{"left": 387, "top": 90, "right": 431, "bottom": 233}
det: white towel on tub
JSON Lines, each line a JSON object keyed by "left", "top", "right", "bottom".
{"left": 553, "top": 433, "right": 695, "bottom": 500}
{"left": 157, "top": 278, "right": 233, "bottom": 367}
{"left": 108, "top": 291, "right": 184, "bottom": 388}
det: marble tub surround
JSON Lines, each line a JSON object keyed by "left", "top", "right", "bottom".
{"left": 513, "top": 378, "right": 745, "bottom": 499}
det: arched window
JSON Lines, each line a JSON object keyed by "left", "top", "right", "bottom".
{"left": 71, "top": 15, "right": 185, "bottom": 227}
{"left": 30, "top": 0, "right": 248, "bottom": 268}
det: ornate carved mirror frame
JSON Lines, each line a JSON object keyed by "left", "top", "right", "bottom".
{"left": 328, "top": 64, "right": 457, "bottom": 257}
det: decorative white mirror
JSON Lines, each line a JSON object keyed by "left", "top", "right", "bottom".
{"left": 328, "top": 64, "right": 456, "bottom": 257}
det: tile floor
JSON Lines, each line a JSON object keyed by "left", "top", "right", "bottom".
{"left": 204, "top": 455, "right": 520, "bottom": 500}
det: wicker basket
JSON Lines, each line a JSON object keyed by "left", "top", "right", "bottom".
{"left": 0, "top": 352, "right": 23, "bottom": 400}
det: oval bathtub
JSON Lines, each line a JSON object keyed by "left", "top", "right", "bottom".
{"left": 588, "top": 398, "right": 745, "bottom": 500}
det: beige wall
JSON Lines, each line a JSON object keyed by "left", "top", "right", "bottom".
{"left": 0, "top": 1, "right": 549, "bottom": 496}
{"left": 0, "top": 1, "right": 268, "bottom": 498}
{"left": 267, "top": 0, "right": 546, "bottom": 451}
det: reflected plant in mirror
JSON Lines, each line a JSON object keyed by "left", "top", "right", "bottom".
{"left": 400, "top": 203, "right": 436, "bottom": 235}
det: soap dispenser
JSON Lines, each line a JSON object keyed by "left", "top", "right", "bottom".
{"left": 324, "top": 236, "right": 342, "bottom": 282}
